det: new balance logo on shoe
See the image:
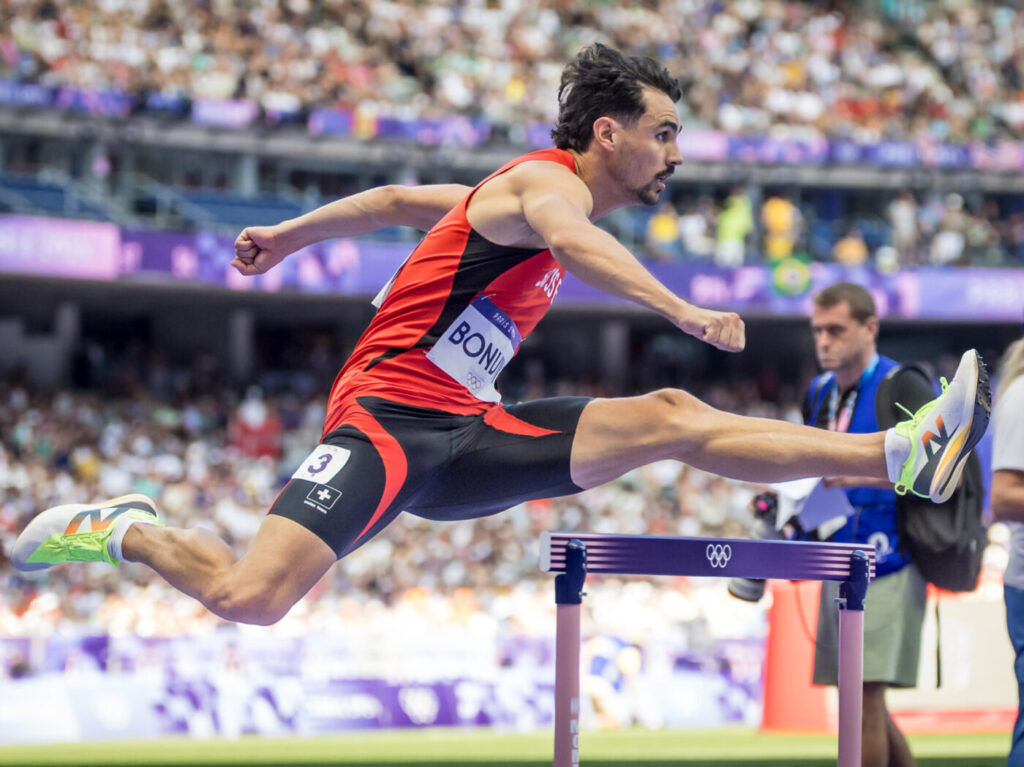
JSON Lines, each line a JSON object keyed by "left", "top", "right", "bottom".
{"left": 921, "top": 415, "right": 949, "bottom": 460}
{"left": 64, "top": 506, "right": 136, "bottom": 535}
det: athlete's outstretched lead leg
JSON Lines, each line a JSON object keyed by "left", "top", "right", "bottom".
{"left": 570, "top": 349, "right": 989, "bottom": 504}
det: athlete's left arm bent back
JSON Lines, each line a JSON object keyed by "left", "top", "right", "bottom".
{"left": 518, "top": 164, "right": 744, "bottom": 352}
{"left": 232, "top": 184, "right": 471, "bottom": 276}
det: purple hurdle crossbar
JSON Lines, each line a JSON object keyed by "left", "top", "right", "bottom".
{"left": 541, "top": 532, "right": 875, "bottom": 767}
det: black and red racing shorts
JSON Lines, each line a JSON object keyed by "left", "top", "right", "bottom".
{"left": 268, "top": 395, "right": 591, "bottom": 557}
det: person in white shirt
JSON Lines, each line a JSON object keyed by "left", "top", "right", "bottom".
{"left": 991, "top": 336, "right": 1024, "bottom": 767}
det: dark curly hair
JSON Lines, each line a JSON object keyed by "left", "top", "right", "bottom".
{"left": 551, "top": 43, "right": 682, "bottom": 152}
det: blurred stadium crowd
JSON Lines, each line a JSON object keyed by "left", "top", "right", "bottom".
{"left": 640, "top": 187, "right": 1024, "bottom": 268}
{"left": 4, "top": 0, "right": 1023, "bottom": 268}
{"left": 0, "top": 0, "right": 1020, "bottom": 681}
{"left": 0, "top": 372, "right": 782, "bottom": 644}
{"left": 3, "top": 0, "right": 1022, "bottom": 143}
{"left": 0, "top": 362, "right": 1011, "bottom": 663}
{"left": 0, "top": 312, "right": 764, "bottom": 642}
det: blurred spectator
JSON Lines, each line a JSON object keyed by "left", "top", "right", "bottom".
{"left": 761, "top": 193, "right": 803, "bottom": 261}
{"left": 1010, "top": 214, "right": 1024, "bottom": 265}
{"left": 678, "top": 196, "right": 716, "bottom": 260}
{"left": 832, "top": 227, "right": 869, "bottom": 265}
{"left": 715, "top": 188, "right": 754, "bottom": 268}
{"left": 917, "top": 193, "right": 948, "bottom": 250}
{"left": 644, "top": 201, "right": 683, "bottom": 261}
{"left": 930, "top": 193, "right": 968, "bottom": 266}
{"left": 887, "top": 191, "right": 920, "bottom": 266}
{"left": 964, "top": 200, "right": 1004, "bottom": 267}
{"left": 230, "top": 387, "right": 283, "bottom": 459}
{"left": 874, "top": 245, "right": 900, "bottom": 274}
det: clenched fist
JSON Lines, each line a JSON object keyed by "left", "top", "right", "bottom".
{"left": 232, "top": 225, "right": 290, "bottom": 276}
{"left": 678, "top": 306, "right": 745, "bottom": 352}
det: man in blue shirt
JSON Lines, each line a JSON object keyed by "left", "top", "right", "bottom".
{"left": 804, "top": 282, "right": 935, "bottom": 767}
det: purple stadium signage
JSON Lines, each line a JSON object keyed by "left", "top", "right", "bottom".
{"left": 919, "top": 140, "right": 972, "bottom": 169}
{"left": 191, "top": 99, "right": 259, "bottom": 129}
{"left": 376, "top": 115, "right": 491, "bottom": 146}
{"left": 971, "top": 141, "right": 1024, "bottom": 171}
{"left": 0, "top": 216, "right": 122, "bottom": 280}
{"left": 308, "top": 107, "right": 492, "bottom": 147}
{"left": 867, "top": 141, "right": 920, "bottom": 168}
{"left": 0, "top": 632, "right": 762, "bottom": 742}
{"left": 1, "top": 215, "right": 1022, "bottom": 321}
{"left": 677, "top": 130, "right": 730, "bottom": 162}
{"left": 727, "top": 135, "right": 829, "bottom": 165}
{"left": 54, "top": 87, "right": 134, "bottom": 118}
{"left": 308, "top": 107, "right": 354, "bottom": 136}
{"left": 556, "top": 260, "right": 1024, "bottom": 322}
{"left": 0, "top": 80, "right": 54, "bottom": 108}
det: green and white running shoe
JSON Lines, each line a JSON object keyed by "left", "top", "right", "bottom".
{"left": 11, "top": 494, "right": 161, "bottom": 571}
{"left": 889, "top": 349, "right": 991, "bottom": 504}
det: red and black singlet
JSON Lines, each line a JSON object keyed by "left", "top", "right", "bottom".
{"left": 324, "top": 148, "right": 574, "bottom": 434}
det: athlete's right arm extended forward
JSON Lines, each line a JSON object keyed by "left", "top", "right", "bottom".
{"left": 233, "top": 184, "right": 470, "bottom": 276}
{"left": 520, "top": 170, "right": 744, "bottom": 352}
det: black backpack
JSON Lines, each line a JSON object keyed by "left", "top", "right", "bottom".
{"left": 875, "top": 364, "right": 987, "bottom": 592}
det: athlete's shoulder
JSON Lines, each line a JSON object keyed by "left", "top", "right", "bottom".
{"left": 472, "top": 148, "right": 579, "bottom": 199}
{"left": 503, "top": 148, "right": 576, "bottom": 171}
{"left": 501, "top": 150, "right": 591, "bottom": 209}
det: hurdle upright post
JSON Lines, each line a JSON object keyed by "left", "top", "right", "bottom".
{"left": 836, "top": 549, "right": 870, "bottom": 767}
{"left": 553, "top": 539, "right": 587, "bottom": 767}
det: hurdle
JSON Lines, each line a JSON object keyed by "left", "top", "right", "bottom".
{"left": 541, "top": 531, "right": 875, "bottom": 767}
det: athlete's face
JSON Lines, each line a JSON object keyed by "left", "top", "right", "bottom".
{"left": 811, "top": 301, "right": 878, "bottom": 379}
{"left": 607, "top": 87, "right": 683, "bottom": 206}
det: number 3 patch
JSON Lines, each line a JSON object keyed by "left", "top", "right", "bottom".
{"left": 291, "top": 444, "right": 351, "bottom": 484}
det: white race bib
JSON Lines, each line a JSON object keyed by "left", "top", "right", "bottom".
{"left": 426, "top": 295, "right": 521, "bottom": 402}
{"left": 291, "top": 444, "right": 351, "bottom": 483}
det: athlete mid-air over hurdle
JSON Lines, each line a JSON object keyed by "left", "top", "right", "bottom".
{"left": 13, "top": 44, "right": 990, "bottom": 654}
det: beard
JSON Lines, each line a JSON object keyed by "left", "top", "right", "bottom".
{"left": 635, "top": 177, "right": 663, "bottom": 206}
{"left": 609, "top": 147, "right": 667, "bottom": 206}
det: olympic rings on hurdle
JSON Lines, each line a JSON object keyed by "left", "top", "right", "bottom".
{"left": 705, "top": 543, "right": 732, "bottom": 568}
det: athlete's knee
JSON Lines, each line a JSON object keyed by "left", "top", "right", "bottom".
{"left": 641, "top": 388, "right": 716, "bottom": 454}
{"left": 205, "top": 574, "right": 294, "bottom": 626}
{"left": 647, "top": 387, "right": 704, "bottom": 413}
{"left": 647, "top": 388, "right": 713, "bottom": 428}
